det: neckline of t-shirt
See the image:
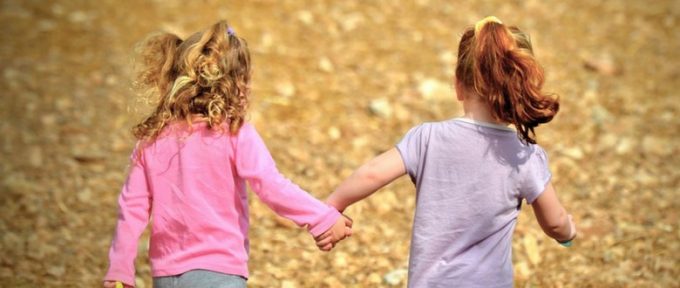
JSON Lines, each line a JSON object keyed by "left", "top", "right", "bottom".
{"left": 453, "top": 117, "right": 515, "bottom": 132}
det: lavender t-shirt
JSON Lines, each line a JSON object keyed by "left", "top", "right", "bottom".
{"left": 396, "top": 118, "right": 551, "bottom": 288}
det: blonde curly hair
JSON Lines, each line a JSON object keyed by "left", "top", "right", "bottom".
{"left": 132, "top": 20, "right": 251, "bottom": 141}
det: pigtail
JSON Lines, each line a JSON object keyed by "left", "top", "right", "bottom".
{"left": 459, "top": 18, "right": 559, "bottom": 144}
{"left": 135, "top": 33, "right": 182, "bottom": 100}
{"left": 132, "top": 32, "right": 182, "bottom": 140}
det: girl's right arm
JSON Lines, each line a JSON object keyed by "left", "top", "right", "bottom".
{"left": 326, "top": 148, "right": 406, "bottom": 212}
{"left": 531, "top": 182, "right": 577, "bottom": 243}
{"left": 104, "top": 149, "right": 151, "bottom": 287}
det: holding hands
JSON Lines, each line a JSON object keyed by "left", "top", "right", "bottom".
{"left": 315, "top": 214, "right": 353, "bottom": 251}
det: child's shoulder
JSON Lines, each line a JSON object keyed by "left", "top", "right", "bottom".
{"left": 404, "top": 121, "right": 440, "bottom": 133}
{"left": 528, "top": 143, "right": 549, "bottom": 160}
{"left": 229, "top": 121, "right": 267, "bottom": 144}
{"left": 234, "top": 121, "right": 256, "bottom": 136}
{"left": 404, "top": 119, "right": 462, "bottom": 135}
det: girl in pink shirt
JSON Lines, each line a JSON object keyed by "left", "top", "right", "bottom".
{"left": 103, "top": 20, "right": 351, "bottom": 288}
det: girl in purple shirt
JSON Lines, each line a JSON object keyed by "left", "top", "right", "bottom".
{"left": 103, "top": 20, "right": 351, "bottom": 288}
{"left": 323, "top": 17, "right": 577, "bottom": 287}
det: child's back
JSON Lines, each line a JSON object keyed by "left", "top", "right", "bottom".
{"left": 104, "top": 20, "right": 351, "bottom": 288}
{"left": 398, "top": 118, "right": 550, "bottom": 287}
{"left": 325, "top": 16, "right": 575, "bottom": 288}
{"left": 108, "top": 121, "right": 340, "bottom": 284}
{"left": 122, "top": 121, "right": 251, "bottom": 278}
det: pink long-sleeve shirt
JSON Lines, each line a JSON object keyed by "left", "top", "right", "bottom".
{"left": 104, "top": 121, "right": 340, "bottom": 286}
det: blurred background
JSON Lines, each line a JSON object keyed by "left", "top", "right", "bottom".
{"left": 1, "top": 0, "right": 678, "bottom": 287}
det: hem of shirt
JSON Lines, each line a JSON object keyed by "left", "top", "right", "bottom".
{"left": 308, "top": 206, "right": 342, "bottom": 237}
{"left": 394, "top": 144, "right": 412, "bottom": 177}
{"left": 526, "top": 172, "right": 553, "bottom": 204}
{"left": 103, "top": 271, "right": 135, "bottom": 287}
{"left": 151, "top": 262, "right": 250, "bottom": 280}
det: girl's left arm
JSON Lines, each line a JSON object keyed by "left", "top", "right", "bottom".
{"left": 326, "top": 148, "right": 406, "bottom": 212}
{"left": 234, "top": 124, "right": 341, "bottom": 237}
{"left": 104, "top": 150, "right": 151, "bottom": 287}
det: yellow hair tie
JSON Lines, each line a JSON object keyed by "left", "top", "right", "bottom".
{"left": 168, "top": 75, "right": 194, "bottom": 99}
{"left": 475, "top": 16, "right": 503, "bottom": 35}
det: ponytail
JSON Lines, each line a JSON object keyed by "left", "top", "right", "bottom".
{"left": 456, "top": 17, "right": 559, "bottom": 144}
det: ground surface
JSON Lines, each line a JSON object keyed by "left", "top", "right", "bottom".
{"left": 1, "top": 0, "right": 679, "bottom": 287}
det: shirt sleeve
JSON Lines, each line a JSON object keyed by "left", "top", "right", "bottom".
{"left": 104, "top": 146, "right": 152, "bottom": 286}
{"left": 233, "top": 123, "right": 340, "bottom": 237}
{"left": 395, "top": 123, "right": 430, "bottom": 182}
{"left": 520, "top": 145, "right": 552, "bottom": 204}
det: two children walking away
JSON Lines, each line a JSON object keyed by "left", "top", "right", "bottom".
{"left": 105, "top": 16, "right": 575, "bottom": 288}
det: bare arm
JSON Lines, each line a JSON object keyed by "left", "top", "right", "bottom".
{"left": 531, "top": 182, "right": 576, "bottom": 242}
{"left": 326, "top": 148, "right": 407, "bottom": 212}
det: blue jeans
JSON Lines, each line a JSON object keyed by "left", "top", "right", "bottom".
{"left": 153, "top": 269, "right": 247, "bottom": 288}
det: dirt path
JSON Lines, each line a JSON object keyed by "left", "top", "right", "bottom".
{"left": 1, "top": 1, "right": 678, "bottom": 287}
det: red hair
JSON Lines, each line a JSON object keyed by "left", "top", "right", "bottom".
{"left": 455, "top": 21, "right": 559, "bottom": 144}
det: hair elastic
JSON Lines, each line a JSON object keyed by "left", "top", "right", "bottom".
{"left": 558, "top": 239, "right": 573, "bottom": 247}
{"left": 474, "top": 16, "right": 503, "bottom": 35}
{"left": 227, "top": 27, "right": 236, "bottom": 36}
{"left": 169, "top": 76, "right": 194, "bottom": 99}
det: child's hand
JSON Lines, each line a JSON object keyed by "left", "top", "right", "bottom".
{"left": 103, "top": 281, "right": 133, "bottom": 288}
{"left": 315, "top": 215, "right": 353, "bottom": 251}
{"left": 557, "top": 214, "right": 577, "bottom": 247}
{"left": 566, "top": 214, "right": 577, "bottom": 240}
